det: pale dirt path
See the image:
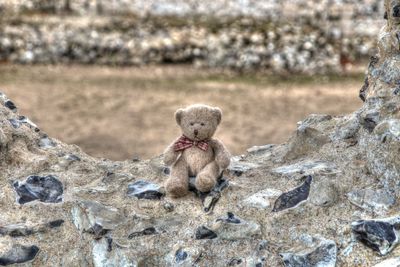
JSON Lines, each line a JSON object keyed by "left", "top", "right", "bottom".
{"left": 0, "top": 64, "right": 363, "bottom": 160}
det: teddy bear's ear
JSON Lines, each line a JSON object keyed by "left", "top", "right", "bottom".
{"left": 212, "top": 107, "right": 222, "bottom": 125}
{"left": 175, "top": 109, "right": 184, "bottom": 125}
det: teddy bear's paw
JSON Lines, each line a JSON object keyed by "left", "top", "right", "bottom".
{"left": 195, "top": 174, "right": 217, "bottom": 193}
{"left": 165, "top": 181, "right": 189, "bottom": 198}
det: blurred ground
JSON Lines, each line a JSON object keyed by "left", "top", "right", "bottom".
{"left": 0, "top": 64, "right": 363, "bottom": 160}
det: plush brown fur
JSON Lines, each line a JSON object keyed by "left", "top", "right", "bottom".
{"left": 163, "top": 104, "right": 231, "bottom": 198}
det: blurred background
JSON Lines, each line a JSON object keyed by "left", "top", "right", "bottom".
{"left": 0, "top": 0, "right": 383, "bottom": 160}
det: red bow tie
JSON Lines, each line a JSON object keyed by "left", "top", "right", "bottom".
{"left": 174, "top": 135, "right": 209, "bottom": 152}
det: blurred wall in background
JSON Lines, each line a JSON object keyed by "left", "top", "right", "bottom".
{"left": 0, "top": 0, "right": 384, "bottom": 73}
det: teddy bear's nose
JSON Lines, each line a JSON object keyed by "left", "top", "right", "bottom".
{"left": 194, "top": 129, "right": 199, "bottom": 136}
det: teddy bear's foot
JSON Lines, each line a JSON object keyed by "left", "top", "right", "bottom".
{"left": 195, "top": 173, "right": 217, "bottom": 193}
{"left": 165, "top": 179, "right": 189, "bottom": 198}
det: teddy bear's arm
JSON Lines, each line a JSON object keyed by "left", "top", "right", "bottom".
{"left": 210, "top": 139, "right": 231, "bottom": 169}
{"left": 163, "top": 139, "right": 180, "bottom": 166}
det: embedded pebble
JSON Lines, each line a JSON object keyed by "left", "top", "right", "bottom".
{"left": 57, "top": 153, "right": 81, "bottom": 168}
{"left": 163, "top": 167, "right": 170, "bottom": 175}
{"left": 127, "top": 180, "right": 164, "bottom": 200}
{"left": 175, "top": 249, "right": 188, "bottom": 263}
{"left": 195, "top": 226, "right": 218, "bottom": 240}
{"left": 8, "top": 116, "right": 39, "bottom": 131}
{"left": 347, "top": 189, "right": 396, "bottom": 214}
{"left": 0, "top": 220, "right": 64, "bottom": 237}
{"left": 228, "top": 157, "right": 259, "bottom": 176}
{"left": 273, "top": 176, "right": 312, "bottom": 212}
{"left": 13, "top": 175, "right": 63, "bottom": 204}
{"left": 217, "top": 212, "right": 241, "bottom": 224}
{"left": 38, "top": 135, "right": 56, "bottom": 148}
{"left": 71, "top": 200, "right": 125, "bottom": 234}
{"left": 247, "top": 144, "right": 274, "bottom": 154}
{"left": 351, "top": 217, "right": 400, "bottom": 255}
{"left": 209, "top": 212, "right": 261, "bottom": 240}
{"left": 280, "top": 238, "right": 337, "bottom": 267}
{"left": 374, "top": 119, "right": 400, "bottom": 142}
{"left": 273, "top": 161, "right": 337, "bottom": 178}
{"left": 228, "top": 258, "right": 243, "bottom": 266}
{"left": 242, "top": 188, "right": 282, "bottom": 209}
{"left": 309, "top": 179, "right": 338, "bottom": 207}
{"left": 86, "top": 223, "right": 109, "bottom": 239}
{"left": 65, "top": 154, "right": 81, "bottom": 162}
{"left": 128, "top": 227, "right": 157, "bottom": 239}
{"left": 163, "top": 202, "right": 174, "bottom": 212}
{"left": 333, "top": 115, "right": 360, "bottom": 140}
{"left": 361, "top": 112, "right": 379, "bottom": 133}
{"left": 0, "top": 244, "right": 39, "bottom": 266}
{"left": 8, "top": 119, "right": 21, "bottom": 129}
{"left": 92, "top": 237, "right": 135, "bottom": 267}
{"left": 4, "top": 100, "right": 17, "bottom": 111}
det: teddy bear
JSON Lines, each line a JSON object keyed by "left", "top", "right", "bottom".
{"left": 163, "top": 104, "right": 231, "bottom": 198}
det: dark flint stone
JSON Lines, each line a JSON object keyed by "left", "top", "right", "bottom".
{"left": 1, "top": 227, "right": 33, "bottom": 237}
{"left": 128, "top": 227, "right": 157, "bottom": 239}
{"left": 86, "top": 223, "right": 109, "bottom": 239}
{"left": 217, "top": 212, "right": 241, "bottom": 224}
{"left": 351, "top": 219, "right": 398, "bottom": 255}
{"left": 361, "top": 112, "right": 379, "bottom": 133}
{"left": 195, "top": 226, "right": 218, "bottom": 240}
{"left": 359, "top": 77, "right": 369, "bottom": 102}
{"left": 384, "top": 11, "right": 388, "bottom": 19}
{"left": 4, "top": 100, "right": 16, "bottom": 111}
{"left": 231, "top": 168, "right": 244, "bottom": 176}
{"left": 175, "top": 249, "right": 188, "bottom": 263}
{"left": 273, "top": 175, "right": 312, "bottom": 212}
{"left": 163, "top": 167, "right": 170, "bottom": 175}
{"left": 393, "top": 5, "right": 400, "bottom": 17}
{"left": 228, "top": 258, "right": 243, "bottom": 266}
{"left": 257, "top": 240, "right": 269, "bottom": 251}
{"left": 65, "top": 154, "right": 81, "bottom": 161}
{"left": 0, "top": 245, "right": 39, "bottom": 266}
{"left": 14, "top": 175, "right": 63, "bottom": 204}
{"left": 8, "top": 119, "right": 21, "bottom": 129}
{"left": 368, "top": 56, "right": 379, "bottom": 72}
{"left": 8, "top": 116, "right": 40, "bottom": 132}
{"left": 47, "top": 219, "right": 64, "bottom": 228}
{"left": 131, "top": 156, "right": 140, "bottom": 162}
{"left": 127, "top": 180, "right": 164, "bottom": 200}
{"left": 106, "top": 237, "right": 113, "bottom": 252}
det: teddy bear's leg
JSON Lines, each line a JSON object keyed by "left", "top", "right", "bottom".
{"left": 195, "top": 161, "right": 219, "bottom": 193}
{"left": 165, "top": 160, "right": 189, "bottom": 198}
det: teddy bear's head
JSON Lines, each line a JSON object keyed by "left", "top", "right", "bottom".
{"left": 175, "top": 104, "right": 222, "bottom": 141}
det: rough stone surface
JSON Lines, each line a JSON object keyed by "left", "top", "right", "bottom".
{"left": 1, "top": 1, "right": 400, "bottom": 265}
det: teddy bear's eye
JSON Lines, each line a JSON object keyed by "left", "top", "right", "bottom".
{"left": 190, "top": 122, "right": 194, "bottom": 126}
{"left": 200, "top": 123, "right": 205, "bottom": 126}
